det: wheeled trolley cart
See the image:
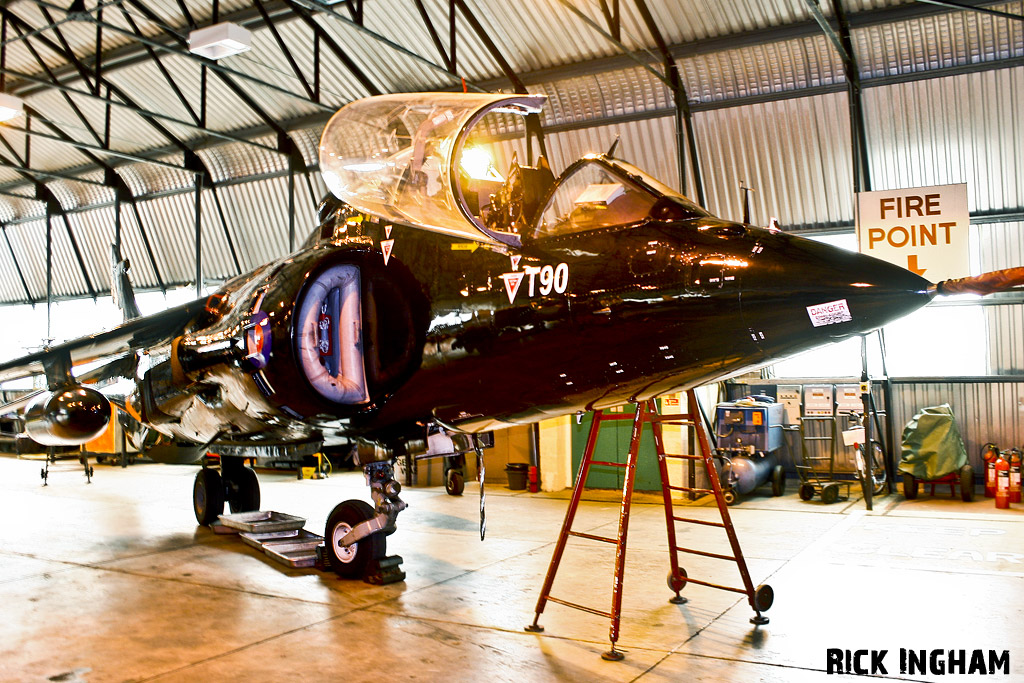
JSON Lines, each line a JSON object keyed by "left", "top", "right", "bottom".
{"left": 796, "top": 415, "right": 852, "bottom": 504}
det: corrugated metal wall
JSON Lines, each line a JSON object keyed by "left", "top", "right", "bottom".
{"left": 891, "top": 380, "right": 1024, "bottom": 477}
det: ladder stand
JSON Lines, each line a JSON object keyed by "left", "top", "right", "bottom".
{"left": 525, "top": 389, "right": 773, "bottom": 661}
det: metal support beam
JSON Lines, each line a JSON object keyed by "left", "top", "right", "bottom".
{"left": 118, "top": 5, "right": 202, "bottom": 125}
{"left": 128, "top": 201, "right": 166, "bottom": 293}
{"left": 805, "top": 0, "right": 871, "bottom": 193}
{"left": 0, "top": 160, "right": 108, "bottom": 187}
{"left": 210, "top": 185, "right": 242, "bottom": 274}
{"left": 915, "top": 0, "right": 1023, "bottom": 20}
{"left": 59, "top": 212, "right": 97, "bottom": 299}
{"left": 194, "top": 175, "right": 202, "bottom": 294}
{"left": 283, "top": 0, "right": 382, "bottom": 96}
{"left": 452, "top": 0, "right": 526, "bottom": 94}
{"left": 45, "top": 201, "right": 52, "bottom": 340}
{"left": 14, "top": 17, "right": 105, "bottom": 149}
{"left": 1, "top": 225, "right": 33, "bottom": 302}
{"left": 414, "top": 0, "right": 454, "bottom": 72}
{"left": 254, "top": 0, "right": 316, "bottom": 101}
{"left": 599, "top": 0, "right": 621, "bottom": 42}
{"left": 288, "top": 169, "right": 296, "bottom": 251}
{"left": 634, "top": 0, "right": 705, "bottom": 205}
{"left": 12, "top": 112, "right": 188, "bottom": 171}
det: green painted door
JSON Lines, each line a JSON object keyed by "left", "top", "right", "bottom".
{"left": 570, "top": 404, "right": 663, "bottom": 491}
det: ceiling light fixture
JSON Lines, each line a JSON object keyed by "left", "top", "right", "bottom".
{"left": 188, "top": 22, "right": 252, "bottom": 60}
{"left": 0, "top": 92, "right": 24, "bottom": 122}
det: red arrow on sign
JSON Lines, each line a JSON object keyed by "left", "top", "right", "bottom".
{"left": 907, "top": 254, "right": 927, "bottom": 276}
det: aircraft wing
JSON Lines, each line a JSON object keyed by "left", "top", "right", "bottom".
{"left": 0, "top": 298, "right": 206, "bottom": 385}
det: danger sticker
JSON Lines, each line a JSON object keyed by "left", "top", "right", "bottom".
{"left": 807, "top": 299, "right": 852, "bottom": 327}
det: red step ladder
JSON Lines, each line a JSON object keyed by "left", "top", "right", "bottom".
{"left": 525, "top": 389, "right": 773, "bottom": 661}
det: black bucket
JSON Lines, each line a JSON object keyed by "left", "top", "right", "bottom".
{"left": 506, "top": 463, "right": 529, "bottom": 490}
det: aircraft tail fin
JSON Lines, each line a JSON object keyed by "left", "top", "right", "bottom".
{"left": 110, "top": 243, "right": 142, "bottom": 322}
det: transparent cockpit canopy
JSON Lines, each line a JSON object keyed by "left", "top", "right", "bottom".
{"left": 533, "top": 156, "right": 711, "bottom": 240}
{"left": 319, "top": 93, "right": 546, "bottom": 245}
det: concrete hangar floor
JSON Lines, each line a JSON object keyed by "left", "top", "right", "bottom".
{"left": 0, "top": 456, "right": 1021, "bottom": 682}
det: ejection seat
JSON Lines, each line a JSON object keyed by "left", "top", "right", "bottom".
{"left": 481, "top": 153, "right": 556, "bottom": 237}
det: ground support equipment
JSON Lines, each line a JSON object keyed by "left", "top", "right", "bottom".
{"left": 525, "top": 389, "right": 772, "bottom": 661}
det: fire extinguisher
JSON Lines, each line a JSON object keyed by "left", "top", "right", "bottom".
{"left": 982, "top": 443, "right": 1000, "bottom": 498}
{"left": 1009, "top": 448, "right": 1022, "bottom": 504}
{"left": 995, "top": 450, "right": 1011, "bottom": 509}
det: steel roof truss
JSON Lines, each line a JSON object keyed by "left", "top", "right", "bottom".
{"left": 254, "top": 0, "right": 316, "bottom": 102}
{"left": 283, "top": 0, "right": 381, "bottom": 96}
{"left": 1, "top": 225, "right": 34, "bottom": 302}
{"left": 118, "top": 5, "right": 202, "bottom": 126}
{"left": 12, "top": 18, "right": 105, "bottom": 150}
{"left": 114, "top": 1, "right": 334, "bottom": 112}
{"left": 210, "top": 185, "right": 241, "bottom": 275}
{"left": 128, "top": 198, "right": 165, "bottom": 293}
{"left": 413, "top": 0, "right": 454, "bottom": 73}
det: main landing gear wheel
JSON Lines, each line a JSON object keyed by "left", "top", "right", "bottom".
{"left": 227, "top": 466, "right": 261, "bottom": 513}
{"left": 445, "top": 469, "right": 465, "bottom": 496}
{"left": 325, "top": 499, "right": 385, "bottom": 579}
{"left": 771, "top": 465, "right": 785, "bottom": 497}
{"left": 194, "top": 468, "right": 225, "bottom": 525}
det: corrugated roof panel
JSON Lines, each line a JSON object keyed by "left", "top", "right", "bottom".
{"left": 20, "top": 82, "right": 192, "bottom": 162}
{"left": 682, "top": 34, "right": 843, "bottom": 103}
{"left": 0, "top": 123, "right": 96, "bottom": 180}
{"left": 0, "top": 194, "right": 43, "bottom": 223}
{"left": 307, "top": 12, "right": 453, "bottom": 101}
{"left": 6, "top": 217, "right": 90, "bottom": 299}
{"left": 974, "top": 221, "right": 1024, "bottom": 274}
{"left": 535, "top": 116, "right": 682, "bottom": 191}
{"left": 0, "top": 229, "right": 28, "bottom": 302}
{"left": 694, "top": 92, "right": 854, "bottom": 228}
{"left": 864, "top": 67, "right": 1024, "bottom": 213}
{"left": 212, "top": 175, "right": 321, "bottom": 271}
{"left": 76, "top": 203, "right": 159, "bottom": 291}
{"left": 198, "top": 134, "right": 286, "bottom": 184}
{"left": 117, "top": 155, "right": 194, "bottom": 197}
{"left": 529, "top": 66, "right": 671, "bottom": 128}
{"left": 65, "top": 212, "right": 111, "bottom": 295}
{"left": 621, "top": 0, "right": 813, "bottom": 44}
{"left": 133, "top": 194, "right": 199, "bottom": 286}
{"left": 855, "top": 4, "right": 1024, "bottom": 78}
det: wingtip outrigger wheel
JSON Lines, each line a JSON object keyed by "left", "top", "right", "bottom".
{"left": 929, "top": 266, "right": 1024, "bottom": 298}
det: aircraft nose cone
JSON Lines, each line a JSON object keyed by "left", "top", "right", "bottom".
{"left": 739, "top": 231, "right": 932, "bottom": 362}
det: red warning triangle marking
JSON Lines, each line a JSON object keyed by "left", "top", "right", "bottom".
{"left": 382, "top": 239, "right": 395, "bottom": 265}
{"left": 385, "top": 225, "right": 393, "bottom": 239}
{"left": 510, "top": 254, "right": 522, "bottom": 271}
{"left": 500, "top": 272, "right": 524, "bottom": 303}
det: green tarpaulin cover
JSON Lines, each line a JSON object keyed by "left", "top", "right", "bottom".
{"left": 899, "top": 404, "right": 967, "bottom": 480}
